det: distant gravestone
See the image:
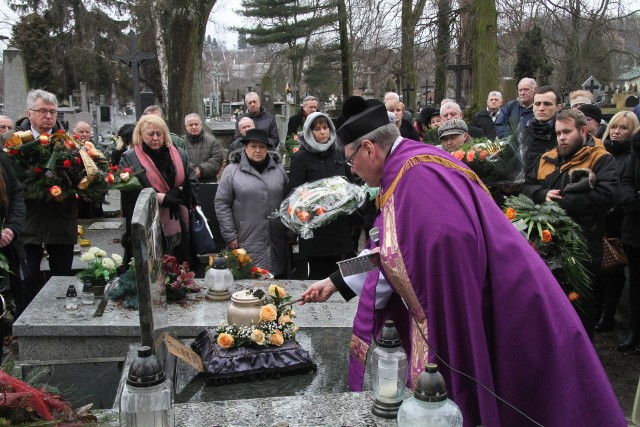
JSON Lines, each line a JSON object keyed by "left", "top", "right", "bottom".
{"left": 581, "top": 76, "right": 602, "bottom": 102}
{"left": 3, "top": 48, "right": 28, "bottom": 121}
{"left": 131, "top": 188, "right": 173, "bottom": 363}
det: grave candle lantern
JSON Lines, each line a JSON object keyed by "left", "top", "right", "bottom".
{"left": 205, "top": 255, "right": 234, "bottom": 301}
{"left": 119, "top": 346, "right": 174, "bottom": 427}
{"left": 371, "top": 320, "right": 408, "bottom": 419}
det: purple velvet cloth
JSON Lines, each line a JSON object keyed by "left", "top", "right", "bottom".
{"left": 349, "top": 139, "right": 625, "bottom": 426}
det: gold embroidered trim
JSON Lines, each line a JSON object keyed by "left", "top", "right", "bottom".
{"left": 376, "top": 154, "right": 490, "bottom": 208}
{"left": 349, "top": 334, "right": 369, "bottom": 365}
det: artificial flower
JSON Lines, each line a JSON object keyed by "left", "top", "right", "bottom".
{"left": 63, "top": 159, "right": 71, "bottom": 169}
{"left": 259, "top": 304, "right": 278, "bottom": 322}
{"left": 217, "top": 333, "right": 234, "bottom": 349}
{"left": 268, "top": 330, "right": 284, "bottom": 346}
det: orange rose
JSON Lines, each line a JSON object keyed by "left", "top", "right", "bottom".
{"left": 568, "top": 292, "right": 579, "bottom": 302}
{"left": 479, "top": 150, "right": 488, "bottom": 160}
{"left": 268, "top": 284, "right": 286, "bottom": 298}
{"left": 259, "top": 304, "right": 278, "bottom": 322}
{"left": 466, "top": 150, "right": 476, "bottom": 163}
{"left": 296, "top": 210, "right": 310, "bottom": 222}
{"left": 505, "top": 208, "right": 517, "bottom": 220}
{"left": 451, "top": 150, "right": 464, "bottom": 161}
{"left": 269, "top": 330, "right": 284, "bottom": 346}
{"left": 217, "top": 333, "right": 234, "bottom": 349}
{"left": 250, "top": 329, "right": 266, "bottom": 345}
{"left": 49, "top": 186, "right": 62, "bottom": 197}
{"left": 541, "top": 230, "right": 552, "bottom": 243}
{"left": 278, "top": 314, "right": 292, "bottom": 324}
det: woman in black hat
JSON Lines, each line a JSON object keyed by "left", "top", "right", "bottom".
{"left": 288, "top": 112, "right": 354, "bottom": 279}
{"left": 215, "top": 128, "right": 288, "bottom": 277}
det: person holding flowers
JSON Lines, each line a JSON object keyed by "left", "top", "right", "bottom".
{"left": 12, "top": 90, "right": 77, "bottom": 311}
{"left": 119, "top": 115, "right": 198, "bottom": 266}
{"left": 288, "top": 111, "right": 354, "bottom": 279}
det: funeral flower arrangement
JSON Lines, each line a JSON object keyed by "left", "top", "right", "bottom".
{"left": 4, "top": 131, "right": 110, "bottom": 203}
{"left": 449, "top": 136, "right": 523, "bottom": 186}
{"left": 218, "top": 249, "right": 270, "bottom": 280}
{"left": 278, "top": 176, "right": 366, "bottom": 239}
{"left": 163, "top": 255, "right": 201, "bottom": 301}
{"left": 105, "top": 164, "right": 143, "bottom": 192}
{"left": 504, "top": 195, "right": 591, "bottom": 306}
{"left": 284, "top": 131, "right": 301, "bottom": 158}
{"left": 212, "top": 284, "right": 298, "bottom": 349}
{"left": 77, "top": 246, "right": 123, "bottom": 285}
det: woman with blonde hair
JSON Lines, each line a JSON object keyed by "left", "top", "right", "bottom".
{"left": 385, "top": 100, "right": 420, "bottom": 141}
{"left": 119, "top": 115, "right": 198, "bottom": 266}
{"left": 596, "top": 111, "right": 640, "bottom": 348}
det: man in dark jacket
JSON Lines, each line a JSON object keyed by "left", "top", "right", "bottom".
{"left": 520, "top": 86, "right": 562, "bottom": 178}
{"left": 523, "top": 108, "right": 620, "bottom": 337}
{"left": 471, "top": 91, "right": 503, "bottom": 140}
{"left": 233, "top": 92, "right": 279, "bottom": 148}
{"left": 495, "top": 77, "right": 537, "bottom": 138}
{"left": 287, "top": 96, "right": 318, "bottom": 136}
{"left": 183, "top": 113, "right": 223, "bottom": 182}
{"left": 14, "top": 89, "right": 77, "bottom": 310}
{"left": 440, "top": 101, "right": 485, "bottom": 138}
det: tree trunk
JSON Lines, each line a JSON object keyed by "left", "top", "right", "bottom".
{"left": 151, "top": 0, "right": 169, "bottom": 105}
{"left": 435, "top": 0, "right": 451, "bottom": 104}
{"left": 163, "top": 0, "right": 216, "bottom": 132}
{"left": 470, "top": 0, "right": 498, "bottom": 110}
{"left": 337, "top": 0, "right": 352, "bottom": 100}
{"left": 400, "top": 0, "right": 427, "bottom": 112}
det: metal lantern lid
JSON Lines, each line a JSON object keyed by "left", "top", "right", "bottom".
{"left": 414, "top": 363, "right": 448, "bottom": 402}
{"left": 126, "top": 346, "right": 166, "bottom": 388}
{"left": 212, "top": 256, "right": 229, "bottom": 270}
{"left": 377, "top": 320, "right": 401, "bottom": 348}
{"left": 66, "top": 285, "right": 77, "bottom": 298}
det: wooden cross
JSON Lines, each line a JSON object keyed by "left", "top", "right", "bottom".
{"left": 113, "top": 30, "right": 156, "bottom": 119}
{"left": 447, "top": 53, "right": 471, "bottom": 104}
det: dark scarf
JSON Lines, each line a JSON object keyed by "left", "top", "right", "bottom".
{"left": 186, "top": 131, "right": 203, "bottom": 145}
{"left": 142, "top": 143, "right": 176, "bottom": 187}
{"left": 604, "top": 138, "right": 632, "bottom": 156}
{"left": 528, "top": 118, "right": 556, "bottom": 141}
{"left": 247, "top": 155, "right": 270, "bottom": 174}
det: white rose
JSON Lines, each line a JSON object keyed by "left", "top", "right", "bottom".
{"left": 112, "top": 254, "right": 123, "bottom": 267}
{"left": 81, "top": 252, "right": 95, "bottom": 263}
{"left": 102, "top": 258, "right": 115, "bottom": 270}
{"left": 120, "top": 172, "right": 130, "bottom": 181}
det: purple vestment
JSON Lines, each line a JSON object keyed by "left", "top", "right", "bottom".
{"left": 349, "top": 139, "right": 625, "bottom": 426}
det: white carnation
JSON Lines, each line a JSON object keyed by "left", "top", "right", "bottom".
{"left": 97, "top": 249, "right": 107, "bottom": 258}
{"left": 81, "top": 252, "right": 95, "bottom": 263}
{"left": 88, "top": 247, "right": 100, "bottom": 255}
{"left": 112, "top": 254, "right": 123, "bottom": 267}
{"left": 102, "top": 258, "right": 116, "bottom": 270}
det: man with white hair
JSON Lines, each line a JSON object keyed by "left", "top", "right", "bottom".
{"left": 227, "top": 117, "right": 255, "bottom": 161}
{"left": 233, "top": 92, "right": 279, "bottom": 147}
{"left": 495, "top": 77, "right": 537, "bottom": 138}
{"left": 73, "top": 121, "right": 92, "bottom": 143}
{"left": 183, "top": 113, "right": 223, "bottom": 182}
{"left": 471, "top": 91, "right": 503, "bottom": 139}
{"left": 440, "top": 101, "right": 484, "bottom": 138}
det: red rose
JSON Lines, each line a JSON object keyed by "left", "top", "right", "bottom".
{"left": 73, "top": 133, "right": 79, "bottom": 140}
{"left": 63, "top": 159, "right": 71, "bottom": 168}
{"left": 34, "top": 167, "right": 43, "bottom": 174}
{"left": 123, "top": 167, "right": 132, "bottom": 174}
{"left": 251, "top": 267, "right": 259, "bottom": 273}
{"left": 76, "top": 157, "right": 82, "bottom": 164}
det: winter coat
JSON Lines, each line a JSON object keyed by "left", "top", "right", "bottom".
{"left": 471, "top": 109, "right": 501, "bottom": 140}
{"left": 287, "top": 109, "right": 306, "bottom": 136}
{"left": 288, "top": 134, "right": 354, "bottom": 257}
{"left": 495, "top": 100, "right": 534, "bottom": 138}
{"left": 603, "top": 137, "right": 632, "bottom": 237}
{"left": 621, "top": 138, "right": 640, "bottom": 248}
{"left": 13, "top": 117, "right": 78, "bottom": 246}
{"left": 233, "top": 107, "right": 280, "bottom": 148}
{"left": 399, "top": 118, "right": 420, "bottom": 141}
{"left": 520, "top": 117, "right": 558, "bottom": 179}
{"left": 215, "top": 150, "right": 288, "bottom": 276}
{"left": 183, "top": 131, "right": 223, "bottom": 182}
{"left": 0, "top": 152, "right": 26, "bottom": 292}
{"left": 523, "top": 137, "right": 620, "bottom": 266}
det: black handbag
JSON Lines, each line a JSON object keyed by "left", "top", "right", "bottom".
{"left": 190, "top": 206, "right": 216, "bottom": 255}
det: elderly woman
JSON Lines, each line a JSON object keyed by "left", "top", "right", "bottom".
{"left": 288, "top": 111, "right": 354, "bottom": 279}
{"left": 596, "top": 111, "right": 640, "bottom": 348}
{"left": 215, "top": 128, "right": 288, "bottom": 277}
{"left": 385, "top": 100, "right": 420, "bottom": 141}
{"left": 119, "top": 115, "right": 198, "bottom": 266}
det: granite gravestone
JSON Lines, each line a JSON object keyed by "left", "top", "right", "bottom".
{"left": 3, "top": 48, "right": 28, "bottom": 121}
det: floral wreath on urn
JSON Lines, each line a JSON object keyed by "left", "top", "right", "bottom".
{"left": 503, "top": 195, "right": 591, "bottom": 310}
{"left": 4, "top": 130, "right": 110, "bottom": 203}
{"left": 213, "top": 284, "right": 298, "bottom": 349}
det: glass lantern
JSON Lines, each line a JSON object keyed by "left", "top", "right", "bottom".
{"left": 371, "top": 320, "right": 408, "bottom": 419}
{"left": 205, "top": 255, "right": 234, "bottom": 301}
{"left": 119, "top": 346, "right": 174, "bottom": 427}
{"left": 397, "top": 363, "right": 463, "bottom": 427}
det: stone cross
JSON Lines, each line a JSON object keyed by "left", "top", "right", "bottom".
{"left": 447, "top": 53, "right": 471, "bottom": 104}
{"left": 584, "top": 79, "right": 600, "bottom": 93}
{"left": 113, "top": 30, "right": 156, "bottom": 119}
{"left": 582, "top": 76, "right": 602, "bottom": 102}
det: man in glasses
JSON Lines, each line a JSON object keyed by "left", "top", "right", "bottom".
{"left": 300, "top": 96, "right": 625, "bottom": 427}
{"left": 0, "top": 116, "right": 13, "bottom": 134}
{"left": 14, "top": 90, "right": 77, "bottom": 314}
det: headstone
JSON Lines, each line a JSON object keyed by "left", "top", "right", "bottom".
{"left": 3, "top": 48, "right": 28, "bottom": 121}
{"left": 131, "top": 188, "right": 173, "bottom": 361}
{"left": 581, "top": 76, "right": 602, "bottom": 102}
{"left": 80, "top": 82, "right": 88, "bottom": 112}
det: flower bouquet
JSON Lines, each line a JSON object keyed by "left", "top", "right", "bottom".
{"left": 211, "top": 284, "right": 298, "bottom": 349}
{"left": 278, "top": 176, "right": 366, "bottom": 239}
{"left": 5, "top": 131, "right": 110, "bottom": 203}
{"left": 163, "top": 255, "right": 201, "bottom": 301}
{"left": 450, "top": 136, "right": 523, "bottom": 186}
{"left": 504, "top": 195, "right": 591, "bottom": 308}
{"left": 77, "top": 246, "right": 123, "bottom": 286}
{"left": 218, "top": 249, "right": 270, "bottom": 280}
{"left": 284, "top": 132, "right": 301, "bottom": 158}
{"left": 105, "top": 165, "right": 143, "bottom": 192}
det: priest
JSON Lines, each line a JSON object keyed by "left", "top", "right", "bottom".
{"left": 300, "top": 96, "right": 626, "bottom": 426}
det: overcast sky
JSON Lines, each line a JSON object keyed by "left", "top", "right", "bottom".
{"left": 0, "top": 0, "right": 241, "bottom": 50}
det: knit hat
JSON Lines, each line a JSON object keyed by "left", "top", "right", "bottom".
{"left": 337, "top": 96, "right": 390, "bottom": 145}
{"left": 437, "top": 119, "right": 468, "bottom": 139}
{"left": 578, "top": 104, "right": 602, "bottom": 123}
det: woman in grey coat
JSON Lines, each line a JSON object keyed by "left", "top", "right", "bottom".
{"left": 215, "top": 128, "right": 288, "bottom": 277}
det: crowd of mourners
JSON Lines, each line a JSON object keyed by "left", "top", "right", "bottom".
{"left": 0, "top": 80, "right": 639, "bottom": 356}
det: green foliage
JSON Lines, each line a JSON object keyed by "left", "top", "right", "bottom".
{"left": 513, "top": 25, "right": 554, "bottom": 85}
{"left": 106, "top": 266, "right": 139, "bottom": 309}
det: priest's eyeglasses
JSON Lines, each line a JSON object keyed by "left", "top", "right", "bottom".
{"left": 345, "top": 143, "right": 362, "bottom": 167}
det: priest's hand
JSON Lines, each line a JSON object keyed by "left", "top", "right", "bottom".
{"left": 300, "top": 278, "right": 337, "bottom": 304}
